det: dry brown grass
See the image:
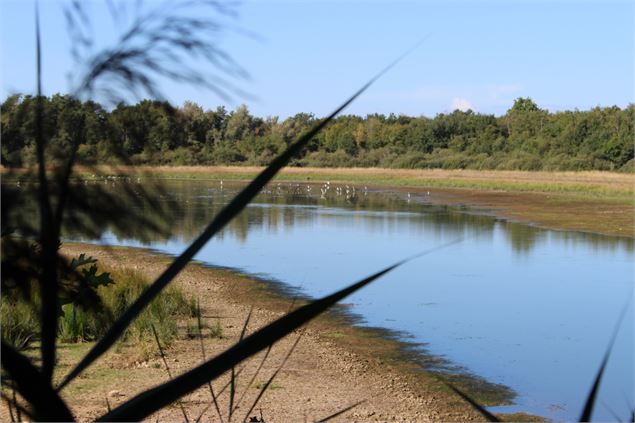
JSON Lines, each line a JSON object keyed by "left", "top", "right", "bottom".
{"left": 81, "top": 165, "right": 634, "bottom": 189}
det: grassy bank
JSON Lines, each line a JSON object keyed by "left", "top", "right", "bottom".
{"left": 67, "top": 165, "right": 635, "bottom": 237}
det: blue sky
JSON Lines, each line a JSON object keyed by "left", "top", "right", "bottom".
{"left": 1, "top": 0, "right": 632, "bottom": 118}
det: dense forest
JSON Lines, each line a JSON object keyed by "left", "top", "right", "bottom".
{"left": 1, "top": 94, "right": 633, "bottom": 171}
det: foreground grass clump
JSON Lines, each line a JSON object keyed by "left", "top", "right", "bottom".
{"left": 1, "top": 266, "right": 194, "bottom": 350}
{"left": 0, "top": 298, "right": 40, "bottom": 350}
{"left": 100, "top": 268, "right": 194, "bottom": 346}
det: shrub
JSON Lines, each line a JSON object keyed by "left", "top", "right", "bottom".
{"left": 76, "top": 144, "right": 97, "bottom": 165}
{"left": 619, "top": 158, "right": 634, "bottom": 173}
{"left": 211, "top": 142, "right": 247, "bottom": 164}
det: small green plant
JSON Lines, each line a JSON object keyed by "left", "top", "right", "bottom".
{"left": 58, "top": 304, "right": 91, "bottom": 343}
{"left": 187, "top": 317, "right": 222, "bottom": 340}
{"left": 188, "top": 297, "right": 200, "bottom": 318}
{"left": 253, "top": 380, "right": 282, "bottom": 390}
{"left": 210, "top": 319, "right": 224, "bottom": 339}
{"left": 186, "top": 322, "right": 202, "bottom": 339}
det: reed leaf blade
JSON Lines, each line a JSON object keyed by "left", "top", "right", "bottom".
{"left": 1, "top": 341, "right": 73, "bottom": 421}
{"left": 58, "top": 43, "right": 421, "bottom": 390}
{"left": 96, "top": 261, "right": 403, "bottom": 421}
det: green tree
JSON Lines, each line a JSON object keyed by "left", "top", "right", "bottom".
{"left": 225, "top": 104, "right": 254, "bottom": 143}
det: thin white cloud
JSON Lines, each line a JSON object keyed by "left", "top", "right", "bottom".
{"left": 486, "top": 84, "right": 523, "bottom": 104}
{"left": 450, "top": 97, "right": 473, "bottom": 112}
{"left": 373, "top": 83, "right": 523, "bottom": 115}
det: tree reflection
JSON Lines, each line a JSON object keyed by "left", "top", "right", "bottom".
{"left": 9, "top": 179, "right": 631, "bottom": 255}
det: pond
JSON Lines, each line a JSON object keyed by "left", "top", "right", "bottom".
{"left": 77, "top": 179, "right": 633, "bottom": 421}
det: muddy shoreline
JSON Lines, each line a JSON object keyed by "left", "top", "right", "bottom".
{"left": 54, "top": 242, "right": 541, "bottom": 422}
{"left": 193, "top": 258, "right": 512, "bottom": 396}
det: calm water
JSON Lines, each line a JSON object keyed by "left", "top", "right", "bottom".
{"left": 82, "top": 179, "right": 633, "bottom": 421}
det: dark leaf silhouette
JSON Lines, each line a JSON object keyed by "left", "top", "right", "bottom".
{"left": 579, "top": 301, "right": 631, "bottom": 422}
{"left": 316, "top": 399, "right": 367, "bottom": 422}
{"left": 65, "top": 0, "right": 247, "bottom": 104}
{"left": 95, "top": 241, "right": 459, "bottom": 421}
{"left": 1, "top": 341, "right": 73, "bottom": 421}
{"left": 241, "top": 332, "right": 304, "bottom": 422}
{"left": 59, "top": 44, "right": 419, "bottom": 390}
{"left": 443, "top": 381, "right": 500, "bottom": 422}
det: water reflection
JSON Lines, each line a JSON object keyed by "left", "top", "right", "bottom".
{"left": 3, "top": 178, "right": 177, "bottom": 244}
{"left": 12, "top": 179, "right": 625, "bottom": 255}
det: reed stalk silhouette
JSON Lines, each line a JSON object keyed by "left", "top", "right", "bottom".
{"left": 1, "top": 1, "right": 417, "bottom": 420}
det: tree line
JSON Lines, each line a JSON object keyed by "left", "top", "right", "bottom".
{"left": 2, "top": 94, "right": 633, "bottom": 171}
